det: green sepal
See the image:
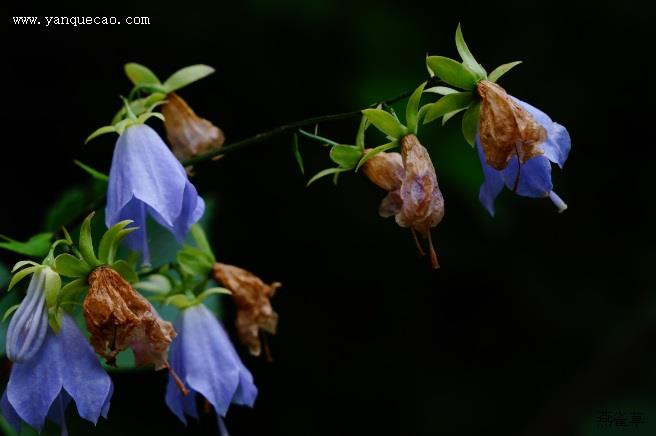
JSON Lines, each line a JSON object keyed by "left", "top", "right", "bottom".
{"left": 307, "top": 167, "right": 350, "bottom": 186}
{"left": 2, "top": 304, "right": 20, "bottom": 322}
{"left": 79, "top": 213, "right": 101, "bottom": 268}
{"left": 59, "top": 278, "right": 89, "bottom": 304}
{"left": 292, "top": 133, "right": 304, "bottom": 174}
{"left": 0, "top": 233, "right": 53, "bottom": 257}
{"left": 47, "top": 307, "right": 63, "bottom": 334}
{"left": 124, "top": 63, "right": 162, "bottom": 87}
{"left": 112, "top": 260, "right": 139, "bottom": 284}
{"left": 488, "top": 61, "right": 522, "bottom": 83}
{"left": 177, "top": 246, "right": 214, "bottom": 277}
{"left": 297, "top": 129, "right": 339, "bottom": 146}
{"left": 85, "top": 125, "right": 119, "bottom": 144}
{"left": 98, "top": 220, "right": 135, "bottom": 265}
{"left": 361, "top": 109, "right": 408, "bottom": 139}
{"left": 43, "top": 267, "right": 62, "bottom": 309}
{"left": 405, "top": 82, "right": 426, "bottom": 134}
{"left": 455, "top": 24, "right": 487, "bottom": 80}
{"left": 425, "top": 86, "right": 458, "bottom": 95}
{"left": 54, "top": 253, "right": 89, "bottom": 278}
{"left": 330, "top": 145, "right": 362, "bottom": 169}
{"left": 355, "top": 115, "right": 369, "bottom": 151}
{"left": 195, "top": 287, "right": 231, "bottom": 304}
{"left": 422, "top": 92, "right": 474, "bottom": 124}
{"left": 134, "top": 274, "right": 172, "bottom": 294}
{"left": 163, "top": 65, "right": 215, "bottom": 93}
{"left": 442, "top": 107, "right": 468, "bottom": 125}
{"left": 73, "top": 160, "right": 109, "bottom": 182}
{"left": 165, "top": 294, "right": 194, "bottom": 309}
{"left": 190, "top": 224, "right": 215, "bottom": 261}
{"left": 8, "top": 266, "right": 39, "bottom": 291}
{"left": 112, "top": 93, "right": 167, "bottom": 125}
{"left": 11, "top": 260, "right": 39, "bottom": 273}
{"left": 426, "top": 56, "right": 479, "bottom": 90}
{"left": 461, "top": 101, "right": 482, "bottom": 147}
{"left": 355, "top": 141, "right": 398, "bottom": 171}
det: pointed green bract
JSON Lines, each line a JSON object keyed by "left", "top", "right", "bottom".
{"left": 426, "top": 56, "right": 479, "bottom": 90}
{"left": 488, "top": 61, "right": 523, "bottom": 83}
{"left": 2, "top": 304, "right": 20, "bottom": 322}
{"left": 442, "top": 107, "right": 468, "bottom": 125}
{"left": 422, "top": 92, "right": 474, "bottom": 124}
{"left": 196, "top": 287, "right": 231, "bottom": 303}
{"left": 455, "top": 24, "right": 487, "bottom": 80}
{"left": 307, "top": 167, "right": 350, "bottom": 186}
{"left": 8, "top": 265, "right": 38, "bottom": 291}
{"left": 74, "top": 160, "right": 109, "bottom": 182}
{"left": 98, "top": 220, "right": 134, "bottom": 265}
{"left": 163, "top": 65, "right": 215, "bottom": 93}
{"left": 461, "top": 101, "right": 481, "bottom": 146}
{"left": 292, "top": 133, "right": 304, "bottom": 174}
{"left": 425, "top": 86, "right": 458, "bottom": 95}
{"left": 79, "top": 213, "right": 100, "bottom": 267}
{"left": 362, "top": 108, "right": 407, "bottom": 139}
{"left": 112, "top": 260, "right": 139, "bottom": 283}
{"left": 355, "top": 115, "right": 369, "bottom": 151}
{"left": 11, "top": 260, "right": 39, "bottom": 273}
{"left": 177, "top": 245, "right": 214, "bottom": 277}
{"left": 135, "top": 274, "right": 172, "bottom": 294}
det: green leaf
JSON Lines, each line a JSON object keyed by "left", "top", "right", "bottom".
{"left": 124, "top": 63, "right": 162, "bottom": 86}
{"left": 455, "top": 24, "right": 487, "bottom": 79}
{"left": 306, "top": 167, "right": 350, "bottom": 186}
{"left": 361, "top": 109, "right": 407, "bottom": 139}
{"left": 98, "top": 220, "right": 133, "bottom": 264}
{"left": 488, "top": 61, "right": 522, "bottom": 83}
{"left": 54, "top": 253, "right": 89, "bottom": 278}
{"left": 112, "top": 260, "right": 139, "bottom": 283}
{"left": 165, "top": 294, "right": 193, "bottom": 309}
{"left": 461, "top": 101, "right": 481, "bottom": 147}
{"left": 405, "top": 82, "right": 426, "bottom": 134}
{"left": 355, "top": 141, "right": 398, "bottom": 171}
{"left": 0, "top": 233, "right": 53, "bottom": 257}
{"left": 163, "top": 65, "right": 215, "bottom": 93}
{"left": 292, "top": 133, "right": 304, "bottom": 174}
{"left": 74, "top": 160, "right": 109, "bottom": 182}
{"left": 85, "top": 125, "right": 117, "bottom": 144}
{"left": 425, "top": 86, "right": 458, "bottom": 95}
{"left": 79, "top": 213, "right": 100, "bottom": 268}
{"left": 329, "top": 145, "right": 362, "bottom": 169}
{"left": 422, "top": 92, "right": 474, "bottom": 124}
{"left": 426, "top": 56, "right": 479, "bottom": 90}
{"left": 8, "top": 266, "right": 38, "bottom": 290}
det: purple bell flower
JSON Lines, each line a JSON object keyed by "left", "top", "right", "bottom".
{"left": 1, "top": 314, "right": 113, "bottom": 433}
{"left": 165, "top": 304, "right": 257, "bottom": 428}
{"left": 477, "top": 97, "right": 571, "bottom": 216}
{"left": 106, "top": 124, "right": 205, "bottom": 264}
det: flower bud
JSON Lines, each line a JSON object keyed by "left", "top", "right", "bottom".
{"left": 83, "top": 266, "right": 176, "bottom": 369}
{"left": 212, "top": 262, "right": 280, "bottom": 358}
{"left": 477, "top": 80, "right": 546, "bottom": 170}
{"left": 162, "top": 92, "right": 225, "bottom": 161}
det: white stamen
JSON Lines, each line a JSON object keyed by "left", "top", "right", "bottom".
{"left": 548, "top": 191, "right": 568, "bottom": 213}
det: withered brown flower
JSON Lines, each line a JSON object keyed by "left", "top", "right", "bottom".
{"left": 162, "top": 92, "right": 225, "bottom": 162}
{"left": 211, "top": 262, "right": 281, "bottom": 358}
{"left": 362, "top": 134, "right": 444, "bottom": 268}
{"left": 477, "top": 80, "right": 546, "bottom": 171}
{"left": 83, "top": 266, "right": 176, "bottom": 370}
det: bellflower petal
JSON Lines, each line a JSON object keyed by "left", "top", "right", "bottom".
{"left": 106, "top": 124, "right": 205, "bottom": 261}
{"left": 6, "top": 270, "right": 49, "bottom": 362}
{"left": 2, "top": 314, "right": 113, "bottom": 433}
{"left": 166, "top": 304, "right": 257, "bottom": 424}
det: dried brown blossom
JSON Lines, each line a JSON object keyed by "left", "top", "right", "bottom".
{"left": 162, "top": 92, "right": 225, "bottom": 161}
{"left": 211, "top": 262, "right": 281, "bottom": 357}
{"left": 84, "top": 266, "right": 176, "bottom": 370}
{"left": 362, "top": 134, "right": 445, "bottom": 268}
{"left": 477, "top": 80, "right": 546, "bottom": 170}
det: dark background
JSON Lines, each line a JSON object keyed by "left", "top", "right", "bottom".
{"left": 1, "top": 1, "right": 653, "bottom": 435}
